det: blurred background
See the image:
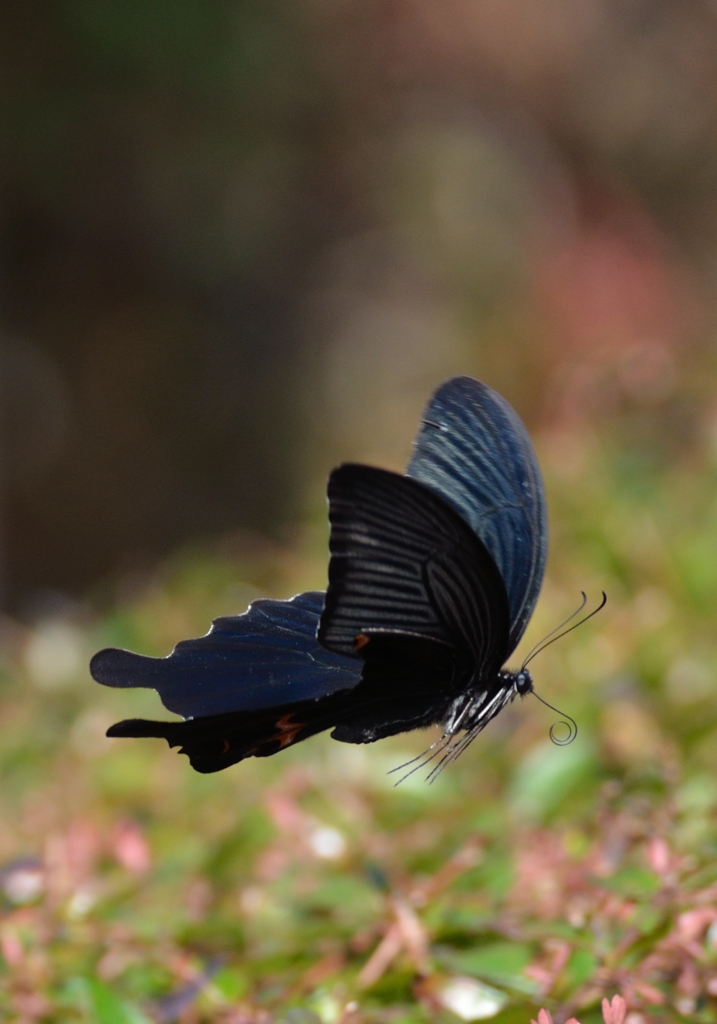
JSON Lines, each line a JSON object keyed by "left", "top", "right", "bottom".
{"left": 4, "top": 2, "right": 717, "bottom": 1021}
{"left": 3, "top": 0, "right": 715, "bottom": 610}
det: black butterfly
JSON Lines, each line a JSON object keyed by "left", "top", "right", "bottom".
{"left": 91, "top": 376, "right": 550, "bottom": 774}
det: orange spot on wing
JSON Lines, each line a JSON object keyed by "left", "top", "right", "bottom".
{"left": 221, "top": 739, "right": 230, "bottom": 753}
{"left": 354, "top": 633, "right": 370, "bottom": 651}
{"left": 273, "top": 713, "right": 303, "bottom": 749}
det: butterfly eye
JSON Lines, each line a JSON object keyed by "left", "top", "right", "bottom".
{"left": 515, "top": 671, "right": 533, "bottom": 695}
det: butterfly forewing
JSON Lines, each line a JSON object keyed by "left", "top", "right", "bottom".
{"left": 318, "top": 464, "right": 512, "bottom": 679}
{"left": 91, "top": 591, "right": 362, "bottom": 718}
{"left": 407, "top": 376, "right": 547, "bottom": 653}
{"left": 424, "top": 555, "right": 507, "bottom": 679}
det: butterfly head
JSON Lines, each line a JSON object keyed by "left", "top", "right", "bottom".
{"left": 514, "top": 669, "right": 534, "bottom": 697}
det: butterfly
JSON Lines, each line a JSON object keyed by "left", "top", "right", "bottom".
{"left": 91, "top": 376, "right": 552, "bottom": 775}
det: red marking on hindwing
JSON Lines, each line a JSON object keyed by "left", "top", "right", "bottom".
{"left": 271, "top": 713, "right": 303, "bottom": 749}
{"left": 354, "top": 633, "right": 370, "bottom": 651}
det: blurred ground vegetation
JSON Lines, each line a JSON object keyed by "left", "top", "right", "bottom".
{"left": 3, "top": 420, "right": 717, "bottom": 1021}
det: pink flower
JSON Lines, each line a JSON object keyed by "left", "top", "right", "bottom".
{"left": 531, "top": 1010, "right": 580, "bottom": 1024}
{"left": 602, "top": 996, "right": 627, "bottom": 1024}
{"left": 531, "top": 994, "right": 625, "bottom": 1024}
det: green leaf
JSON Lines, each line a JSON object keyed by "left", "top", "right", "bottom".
{"left": 595, "top": 866, "right": 661, "bottom": 897}
{"left": 566, "top": 948, "right": 597, "bottom": 987}
{"left": 86, "top": 978, "right": 153, "bottom": 1024}
{"left": 211, "top": 966, "right": 249, "bottom": 1001}
{"left": 436, "top": 942, "right": 538, "bottom": 995}
{"left": 510, "top": 739, "right": 597, "bottom": 821}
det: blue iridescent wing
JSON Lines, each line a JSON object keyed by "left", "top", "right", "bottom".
{"left": 90, "top": 591, "right": 362, "bottom": 718}
{"left": 406, "top": 376, "right": 547, "bottom": 653}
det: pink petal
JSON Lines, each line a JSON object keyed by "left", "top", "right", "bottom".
{"left": 112, "top": 820, "right": 151, "bottom": 875}
{"left": 602, "top": 995, "right": 627, "bottom": 1024}
{"left": 646, "top": 838, "right": 670, "bottom": 875}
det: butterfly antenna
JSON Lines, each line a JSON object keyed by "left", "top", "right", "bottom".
{"left": 531, "top": 691, "right": 577, "bottom": 745}
{"left": 522, "top": 592, "right": 607, "bottom": 670}
{"left": 520, "top": 592, "right": 587, "bottom": 667}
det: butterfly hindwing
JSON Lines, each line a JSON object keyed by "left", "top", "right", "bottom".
{"left": 318, "top": 464, "right": 512, "bottom": 680}
{"left": 328, "top": 633, "right": 465, "bottom": 743}
{"left": 106, "top": 700, "right": 342, "bottom": 774}
{"left": 407, "top": 376, "right": 547, "bottom": 653}
{"left": 90, "top": 591, "right": 362, "bottom": 718}
{"left": 107, "top": 634, "right": 463, "bottom": 772}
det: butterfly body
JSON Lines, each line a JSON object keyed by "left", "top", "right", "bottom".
{"left": 443, "top": 667, "right": 533, "bottom": 732}
{"left": 92, "top": 377, "right": 547, "bottom": 773}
